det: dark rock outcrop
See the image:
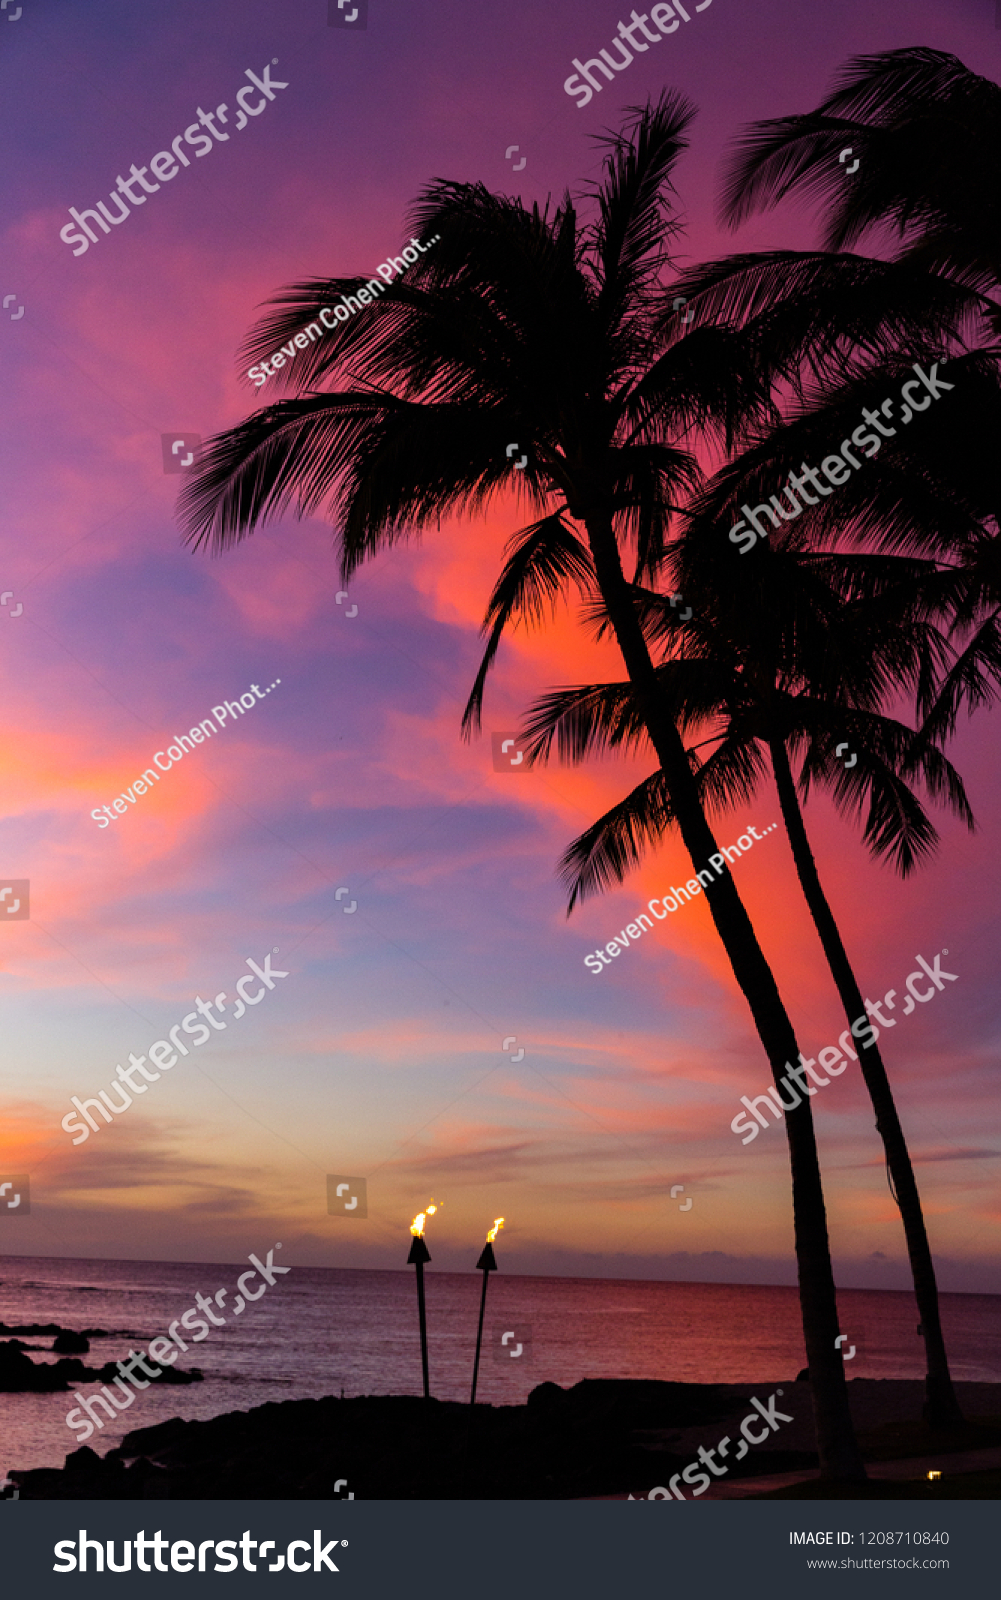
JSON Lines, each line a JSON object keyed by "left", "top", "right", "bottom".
{"left": 0, "top": 1340, "right": 203, "bottom": 1393}
{"left": 0, "top": 1322, "right": 126, "bottom": 1339}
{"left": 4, "top": 1379, "right": 817, "bottom": 1500}
{"left": 52, "top": 1331, "right": 90, "bottom": 1354}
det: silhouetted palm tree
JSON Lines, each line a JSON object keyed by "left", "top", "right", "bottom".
{"left": 178, "top": 96, "right": 883, "bottom": 1475}
{"left": 518, "top": 534, "right": 973, "bottom": 1425}
{"left": 650, "top": 56, "right": 1001, "bottom": 1421}
{"left": 648, "top": 337, "right": 1000, "bottom": 1436}
{"left": 718, "top": 46, "right": 1001, "bottom": 314}
{"left": 702, "top": 42, "right": 1001, "bottom": 760}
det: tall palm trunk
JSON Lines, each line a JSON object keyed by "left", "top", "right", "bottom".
{"left": 583, "top": 509, "right": 866, "bottom": 1478}
{"left": 768, "top": 735, "right": 963, "bottom": 1426}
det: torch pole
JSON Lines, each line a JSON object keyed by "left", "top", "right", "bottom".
{"left": 470, "top": 1268, "right": 490, "bottom": 1406}
{"left": 469, "top": 1240, "right": 497, "bottom": 1407}
{"left": 408, "top": 1233, "right": 432, "bottom": 1400}
{"left": 416, "top": 1260, "right": 430, "bottom": 1401}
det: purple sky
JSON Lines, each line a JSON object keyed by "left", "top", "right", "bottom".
{"left": 0, "top": 0, "right": 998, "bottom": 1293}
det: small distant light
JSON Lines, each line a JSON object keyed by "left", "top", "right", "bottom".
{"left": 926, "top": 1470, "right": 942, "bottom": 1481}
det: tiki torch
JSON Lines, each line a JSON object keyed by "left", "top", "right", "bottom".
{"left": 408, "top": 1201, "right": 439, "bottom": 1400}
{"left": 469, "top": 1217, "right": 504, "bottom": 1406}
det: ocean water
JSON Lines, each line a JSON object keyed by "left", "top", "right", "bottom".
{"left": 2, "top": 1254, "right": 999, "bottom": 1478}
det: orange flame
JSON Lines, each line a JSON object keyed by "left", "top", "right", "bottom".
{"left": 486, "top": 1217, "right": 505, "bottom": 1243}
{"left": 410, "top": 1199, "right": 441, "bottom": 1237}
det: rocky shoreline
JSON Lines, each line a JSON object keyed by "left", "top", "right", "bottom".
{"left": 5, "top": 1378, "right": 818, "bottom": 1499}
{"left": 8, "top": 1376, "right": 999, "bottom": 1500}
{"left": 0, "top": 1336, "right": 203, "bottom": 1393}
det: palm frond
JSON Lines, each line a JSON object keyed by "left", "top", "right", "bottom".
{"left": 917, "top": 611, "right": 1001, "bottom": 742}
{"left": 585, "top": 92, "right": 697, "bottom": 325}
{"left": 521, "top": 679, "right": 650, "bottom": 766}
{"left": 460, "top": 514, "right": 593, "bottom": 736}
{"left": 558, "top": 770, "right": 674, "bottom": 911}
{"left": 718, "top": 47, "right": 1001, "bottom": 257}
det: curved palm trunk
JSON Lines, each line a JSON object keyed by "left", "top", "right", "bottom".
{"left": 584, "top": 512, "right": 865, "bottom": 1478}
{"left": 768, "top": 736, "right": 963, "bottom": 1427}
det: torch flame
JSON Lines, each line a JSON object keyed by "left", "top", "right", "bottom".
{"left": 487, "top": 1217, "right": 505, "bottom": 1243}
{"left": 410, "top": 1200, "right": 440, "bottom": 1237}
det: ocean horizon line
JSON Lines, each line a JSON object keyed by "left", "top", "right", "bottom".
{"left": 2, "top": 1251, "right": 999, "bottom": 1302}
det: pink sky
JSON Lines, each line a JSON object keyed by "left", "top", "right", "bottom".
{"left": 0, "top": 0, "right": 997, "bottom": 1292}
